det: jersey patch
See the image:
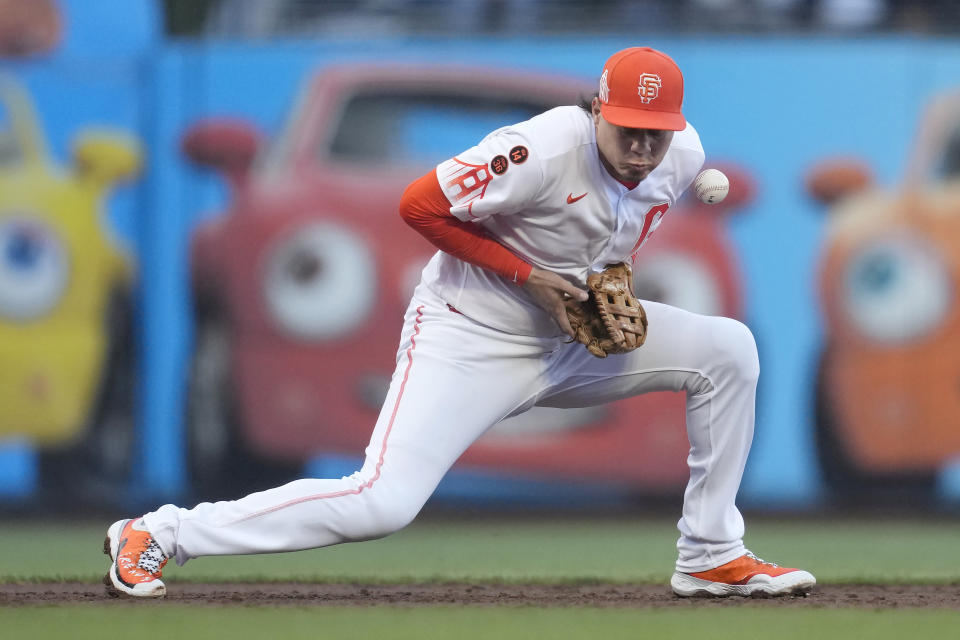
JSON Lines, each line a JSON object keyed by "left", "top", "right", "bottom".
{"left": 490, "top": 155, "right": 509, "bottom": 175}
{"left": 509, "top": 145, "right": 529, "bottom": 164}
{"left": 438, "top": 157, "right": 493, "bottom": 206}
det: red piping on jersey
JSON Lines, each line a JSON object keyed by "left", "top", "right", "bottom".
{"left": 231, "top": 306, "right": 426, "bottom": 523}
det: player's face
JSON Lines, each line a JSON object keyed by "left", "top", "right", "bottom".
{"left": 592, "top": 98, "right": 674, "bottom": 183}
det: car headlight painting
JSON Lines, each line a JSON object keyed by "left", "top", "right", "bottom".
{"left": 0, "top": 217, "right": 69, "bottom": 321}
{"left": 263, "top": 222, "right": 376, "bottom": 340}
{"left": 632, "top": 252, "right": 723, "bottom": 316}
{"left": 841, "top": 236, "right": 952, "bottom": 344}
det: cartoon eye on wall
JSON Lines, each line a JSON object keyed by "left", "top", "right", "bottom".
{"left": 0, "top": 217, "right": 69, "bottom": 320}
{"left": 841, "top": 236, "right": 952, "bottom": 344}
{"left": 263, "top": 221, "right": 375, "bottom": 340}
{"left": 398, "top": 257, "right": 432, "bottom": 303}
{"left": 632, "top": 252, "right": 723, "bottom": 316}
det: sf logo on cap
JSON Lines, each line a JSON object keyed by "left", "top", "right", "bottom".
{"left": 637, "top": 73, "right": 662, "bottom": 104}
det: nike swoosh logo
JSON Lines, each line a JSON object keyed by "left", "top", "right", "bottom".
{"left": 567, "top": 192, "right": 588, "bottom": 204}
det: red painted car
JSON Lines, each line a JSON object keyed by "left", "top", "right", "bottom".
{"left": 182, "top": 63, "right": 754, "bottom": 495}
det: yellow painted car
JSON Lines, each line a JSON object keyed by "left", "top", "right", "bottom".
{"left": 0, "top": 76, "right": 140, "bottom": 476}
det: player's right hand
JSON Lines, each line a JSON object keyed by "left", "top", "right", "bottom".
{"left": 522, "top": 267, "right": 588, "bottom": 339}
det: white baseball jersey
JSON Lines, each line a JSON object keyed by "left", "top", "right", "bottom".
{"left": 426, "top": 105, "right": 705, "bottom": 336}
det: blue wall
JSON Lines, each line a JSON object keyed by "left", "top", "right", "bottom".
{"left": 5, "top": 26, "right": 960, "bottom": 507}
{"left": 140, "top": 37, "right": 960, "bottom": 506}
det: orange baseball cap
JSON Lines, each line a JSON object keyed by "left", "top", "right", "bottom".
{"left": 598, "top": 47, "right": 685, "bottom": 131}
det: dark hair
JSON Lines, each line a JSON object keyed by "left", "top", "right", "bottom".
{"left": 577, "top": 92, "right": 599, "bottom": 113}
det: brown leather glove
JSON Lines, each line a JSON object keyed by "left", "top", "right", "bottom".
{"left": 564, "top": 262, "right": 648, "bottom": 358}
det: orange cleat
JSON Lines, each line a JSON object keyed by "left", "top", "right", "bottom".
{"left": 671, "top": 551, "right": 815, "bottom": 597}
{"left": 103, "top": 518, "right": 168, "bottom": 598}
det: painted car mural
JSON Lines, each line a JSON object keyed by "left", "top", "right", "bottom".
{"left": 0, "top": 0, "right": 61, "bottom": 58}
{"left": 0, "top": 76, "right": 141, "bottom": 497}
{"left": 806, "top": 90, "right": 960, "bottom": 493}
{"left": 182, "top": 63, "right": 755, "bottom": 495}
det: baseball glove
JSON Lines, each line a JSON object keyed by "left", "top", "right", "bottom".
{"left": 565, "top": 262, "right": 648, "bottom": 358}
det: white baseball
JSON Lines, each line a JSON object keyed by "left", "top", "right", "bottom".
{"left": 694, "top": 169, "right": 729, "bottom": 204}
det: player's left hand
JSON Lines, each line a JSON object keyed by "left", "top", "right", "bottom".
{"left": 522, "top": 267, "right": 588, "bottom": 339}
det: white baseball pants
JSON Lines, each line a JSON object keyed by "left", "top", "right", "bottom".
{"left": 144, "top": 284, "right": 757, "bottom": 573}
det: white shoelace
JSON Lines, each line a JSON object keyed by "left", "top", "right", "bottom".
{"left": 745, "top": 551, "right": 779, "bottom": 567}
{"left": 137, "top": 540, "right": 167, "bottom": 574}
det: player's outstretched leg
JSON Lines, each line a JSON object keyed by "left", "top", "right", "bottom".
{"left": 670, "top": 551, "right": 816, "bottom": 598}
{"left": 100, "top": 287, "right": 547, "bottom": 596}
{"left": 103, "top": 517, "right": 168, "bottom": 598}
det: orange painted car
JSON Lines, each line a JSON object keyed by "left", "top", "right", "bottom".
{"left": 807, "top": 90, "right": 960, "bottom": 490}
{"left": 182, "top": 63, "right": 754, "bottom": 495}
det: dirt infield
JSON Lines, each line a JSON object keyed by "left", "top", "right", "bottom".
{"left": 2, "top": 582, "right": 959, "bottom": 608}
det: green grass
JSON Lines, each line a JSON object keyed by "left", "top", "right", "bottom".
{"left": 2, "top": 606, "right": 959, "bottom": 639}
{"left": 1, "top": 515, "right": 958, "bottom": 584}
{"left": 4, "top": 515, "right": 959, "bottom": 639}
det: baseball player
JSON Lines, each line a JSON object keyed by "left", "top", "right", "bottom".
{"left": 104, "top": 47, "right": 815, "bottom": 599}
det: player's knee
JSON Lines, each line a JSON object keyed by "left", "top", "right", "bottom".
{"left": 367, "top": 500, "right": 420, "bottom": 539}
{"left": 346, "top": 486, "right": 424, "bottom": 542}
{"left": 709, "top": 317, "right": 759, "bottom": 384}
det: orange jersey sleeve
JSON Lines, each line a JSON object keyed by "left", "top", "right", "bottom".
{"left": 398, "top": 170, "right": 533, "bottom": 285}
